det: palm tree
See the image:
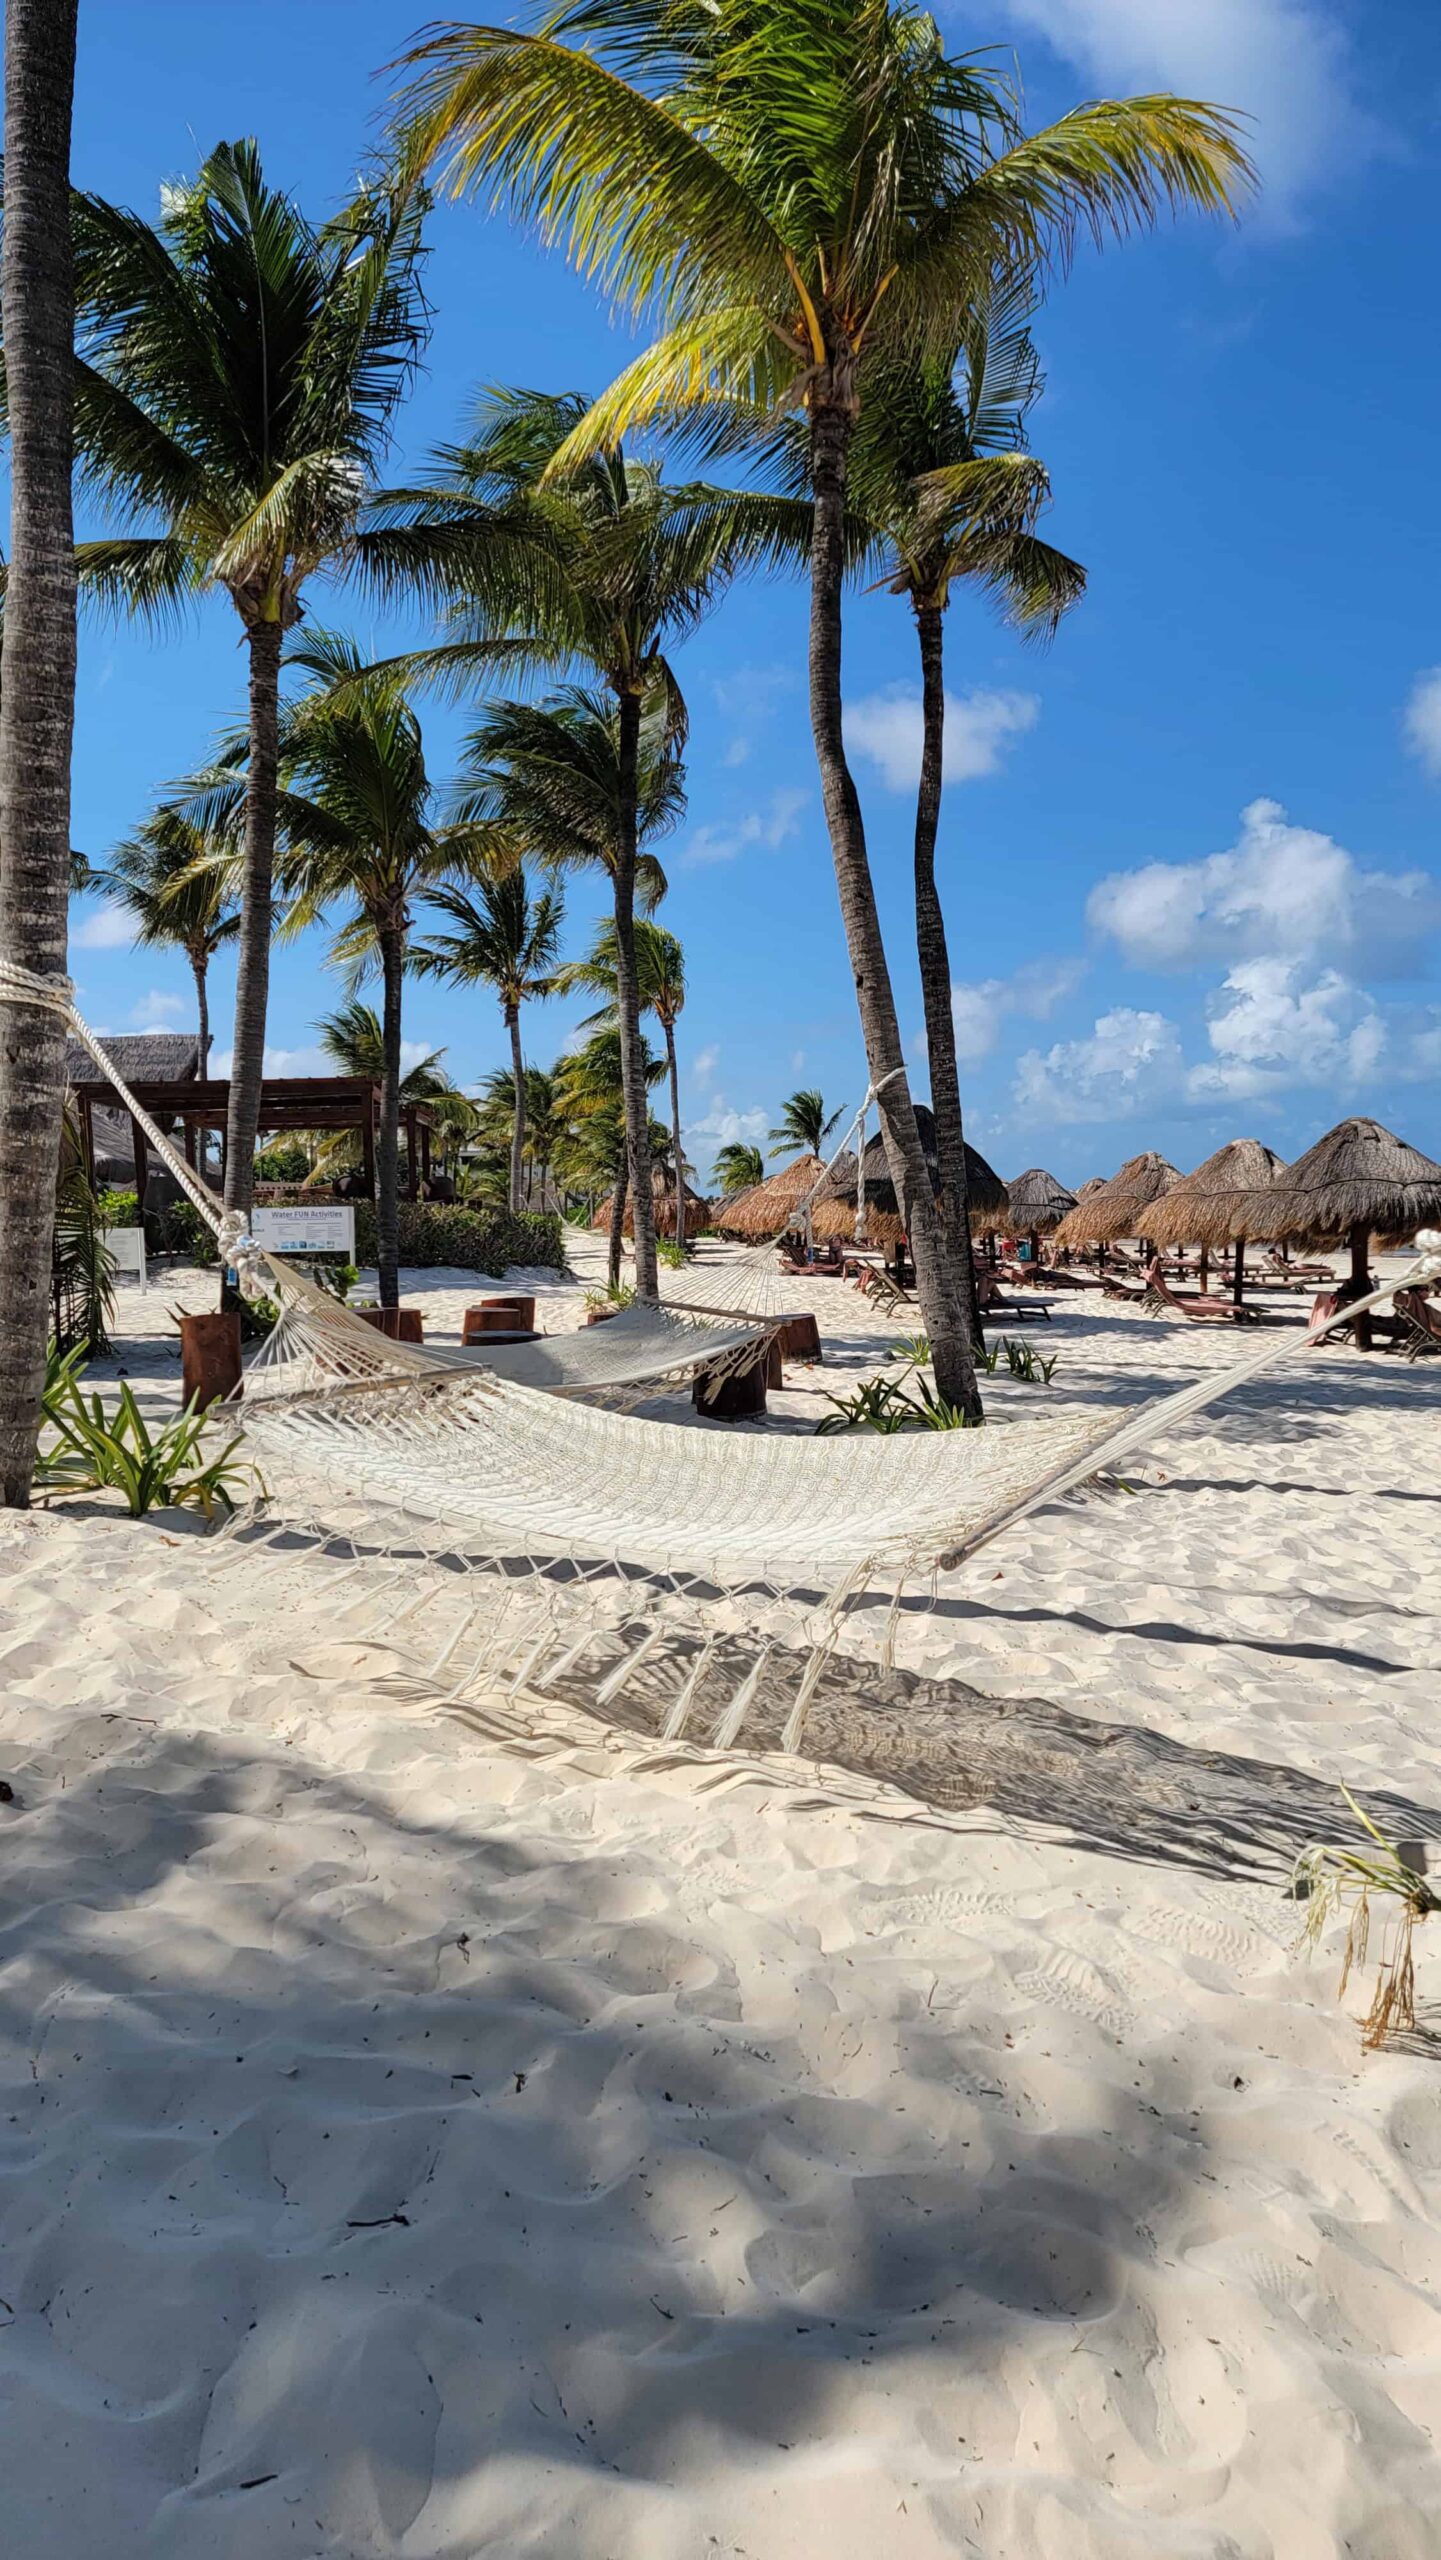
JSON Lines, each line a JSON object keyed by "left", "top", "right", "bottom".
{"left": 412, "top": 870, "right": 563, "bottom": 1212}
{"left": 769, "top": 1089, "right": 843, "bottom": 1161}
{"left": 554, "top": 1022, "right": 663, "bottom": 1286}
{"left": 852, "top": 277, "right": 1085, "bottom": 1283}
{"left": 88, "top": 805, "right": 240, "bottom": 1065}
{"left": 0, "top": 0, "right": 80, "bottom": 1506}
{"left": 448, "top": 679, "right": 682, "bottom": 1228}
{"left": 400, "top": 3, "right": 1251, "bottom": 1415}
{"left": 193, "top": 633, "right": 480, "bottom": 1306}
{"left": 714, "top": 1141, "right": 764, "bottom": 1196}
{"left": 315, "top": 999, "right": 450, "bottom": 1097}
{"left": 368, "top": 385, "right": 804, "bottom": 1300}
{"left": 473, "top": 1062, "right": 561, "bottom": 1207}
{"left": 554, "top": 917, "right": 688, "bottom": 1217}
{"left": 66, "top": 140, "right": 435, "bottom": 1220}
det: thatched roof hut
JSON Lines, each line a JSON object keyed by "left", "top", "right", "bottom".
{"left": 1262, "top": 1117, "right": 1441, "bottom": 1270}
{"left": 1051, "top": 1151, "right": 1182, "bottom": 1250}
{"left": 1003, "top": 1166, "right": 1078, "bottom": 1236}
{"left": 592, "top": 1165, "right": 709, "bottom": 1240}
{"left": 710, "top": 1181, "right": 759, "bottom": 1234}
{"left": 811, "top": 1105, "right": 1006, "bottom": 1246}
{"left": 1147, "top": 1139, "right": 1286, "bottom": 1249}
{"left": 710, "top": 1150, "right": 840, "bottom": 1240}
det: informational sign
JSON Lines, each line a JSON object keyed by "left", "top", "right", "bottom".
{"left": 103, "top": 1225, "right": 148, "bottom": 1287}
{"left": 250, "top": 1204, "right": 357, "bottom": 1257}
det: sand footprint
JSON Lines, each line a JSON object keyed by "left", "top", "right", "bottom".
{"left": 1012, "top": 1949, "right": 1129, "bottom": 2037}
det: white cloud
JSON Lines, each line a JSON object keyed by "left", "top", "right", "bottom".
{"left": 681, "top": 787, "right": 808, "bottom": 867}
{"left": 982, "top": 0, "right": 1366, "bottom": 221}
{"left": 713, "top": 661, "right": 797, "bottom": 768}
{"left": 948, "top": 955, "right": 1086, "bottom": 1065}
{"left": 847, "top": 686, "right": 1039, "bottom": 792}
{"left": 1088, "top": 798, "right": 1439, "bottom": 980}
{"left": 1013, "top": 1006, "right": 1184, "bottom": 1124}
{"left": 70, "top": 903, "right": 135, "bottom": 951}
{"left": 690, "top": 1043, "right": 720, "bottom": 1086}
{"left": 210, "top": 1042, "right": 337, "bottom": 1078}
{"left": 687, "top": 1098, "right": 769, "bottom": 1168}
{"left": 1403, "top": 669, "right": 1441, "bottom": 780}
{"left": 130, "top": 989, "right": 187, "bottom": 1028}
{"left": 1185, "top": 957, "right": 1385, "bottom": 1102}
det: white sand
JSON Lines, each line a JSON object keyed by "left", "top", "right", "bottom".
{"left": 3, "top": 1237, "right": 1441, "bottom": 2555}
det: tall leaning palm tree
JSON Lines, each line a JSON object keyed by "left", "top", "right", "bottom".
{"left": 399, "top": 1, "right": 1251, "bottom": 1415}
{"left": 554, "top": 916, "right": 688, "bottom": 1218}
{"left": 412, "top": 869, "right": 563, "bottom": 1212}
{"left": 769, "top": 1089, "right": 843, "bottom": 1160}
{"left": 0, "top": 0, "right": 79, "bottom": 1508}
{"left": 88, "top": 805, "right": 240, "bottom": 1064}
{"left": 555, "top": 1021, "right": 663, "bottom": 1287}
{"left": 851, "top": 275, "right": 1086, "bottom": 1279}
{"left": 66, "top": 140, "right": 437, "bottom": 1219}
{"left": 191, "top": 633, "right": 479, "bottom": 1307}
{"left": 368, "top": 385, "right": 804, "bottom": 1299}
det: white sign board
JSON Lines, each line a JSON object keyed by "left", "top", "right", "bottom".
{"left": 250, "top": 1204, "right": 356, "bottom": 1257}
{"left": 103, "top": 1225, "right": 147, "bottom": 1288}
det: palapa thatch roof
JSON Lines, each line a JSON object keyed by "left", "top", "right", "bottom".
{"left": 1257, "top": 1117, "right": 1441, "bottom": 1247}
{"left": 712, "top": 1150, "right": 839, "bottom": 1239}
{"left": 1076, "top": 1175, "right": 1108, "bottom": 1199}
{"left": 810, "top": 1106, "right": 1006, "bottom": 1247}
{"left": 65, "top": 1031, "right": 201, "bottom": 1178}
{"left": 1000, "top": 1166, "right": 1078, "bottom": 1236}
{"left": 1146, "top": 1139, "right": 1287, "bottom": 1249}
{"left": 710, "top": 1181, "right": 759, "bottom": 1233}
{"left": 1051, "top": 1151, "right": 1183, "bottom": 1248}
{"left": 592, "top": 1165, "right": 709, "bottom": 1240}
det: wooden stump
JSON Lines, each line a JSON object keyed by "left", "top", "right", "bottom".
{"left": 179, "top": 1310, "right": 242, "bottom": 1411}
{"left": 775, "top": 1310, "right": 822, "bottom": 1362}
{"left": 463, "top": 1299, "right": 536, "bottom": 1343}
{"left": 357, "top": 1307, "right": 424, "bottom": 1344}
{"left": 693, "top": 1344, "right": 778, "bottom": 1418}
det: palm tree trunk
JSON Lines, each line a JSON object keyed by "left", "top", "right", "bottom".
{"left": 913, "top": 600, "right": 982, "bottom": 1355}
{"left": 612, "top": 687, "right": 658, "bottom": 1301}
{"left": 807, "top": 400, "right": 980, "bottom": 1420}
{"left": 189, "top": 946, "right": 211, "bottom": 1069}
{"left": 506, "top": 1005, "right": 526, "bottom": 1214}
{"left": 377, "top": 922, "right": 404, "bottom": 1309}
{"left": 608, "top": 1156, "right": 628, "bottom": 1289}
{"left": 664, "top": 1018, "right": 684, "bottom": 1250}
{"left": 0, "top": 0, "right": 79, "bottom": 1509}
{"left": 223, "top": 616, "right": 283, "bottom": 1220}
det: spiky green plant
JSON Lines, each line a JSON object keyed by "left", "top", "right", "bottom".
{"left": 35, "top": 1349, "right": 258, "bottom": 1518}
{"left": 1294, "top": 1788, "right": 1440, "bottom": 2050}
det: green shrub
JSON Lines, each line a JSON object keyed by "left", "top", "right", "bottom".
{"left": 36, "top": 1345, "right": 258, "bottom": 1518}
{"left": 149, "top": 1198, "right": 219, "bottom": 1264}
{"left": 253, "top": 1141, "right": 310, "bottom": 1183}
{"left": 351, "top": 1200, "right": 565, "bottom": 1273}
{"left": 815, "top": 1374, "right": 982, "bottom": 1434}
{"left": 657, "top": 1237, "right": 688, "bottom": 1269}
{"left": 96, "top": 1186, "right": 140, "bottom": 1228}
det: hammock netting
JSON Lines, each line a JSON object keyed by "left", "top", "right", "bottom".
{"left": 8, "top": 955, "right": 1441, "bottom": 1787}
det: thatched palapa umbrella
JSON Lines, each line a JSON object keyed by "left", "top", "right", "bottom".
{"left": 1051, "top": 1152, "right": 1182, "bottom": 1264}
{"left": 999, "top": 1166, "right": 1078, "bottom": 1263}
{"left": 1146, "top": 1138, "right": 1286, "bottom": 1303}
{"left": 592, "top": 1164, "right": 709, "bottom": 1241}
{"left": 811, "top": 1105, "right": 1006, "bottom": 1254}
{"left": 1260, "top": 1116, "right": 1441, "bottom": 1343}
{"left": 713, "top": 1150, "right": 842, "bottom": 1243}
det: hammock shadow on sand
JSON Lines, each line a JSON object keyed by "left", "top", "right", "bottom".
{"left": 359, "top": 1611, "right": 1441, "bottom": 1892}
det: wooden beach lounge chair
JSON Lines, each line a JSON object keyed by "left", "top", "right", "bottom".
{"left": 1143, "top": 1263, "right": 1261, "bottom": 1324}
{"left": 1387, "top": 1287, "right": 1441, "bottom": 1359}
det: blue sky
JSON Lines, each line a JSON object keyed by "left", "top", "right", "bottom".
{"left": 63, "top": 0, "right": 1441, "bottom": 1187}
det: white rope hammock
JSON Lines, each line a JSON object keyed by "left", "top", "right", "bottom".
{"left": 10, "top": 955, "right": 1441, "bottom": 1770}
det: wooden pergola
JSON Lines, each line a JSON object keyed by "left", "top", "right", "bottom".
{"left": 70, "top": 1074, "right": 436, "bottom": 1202}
